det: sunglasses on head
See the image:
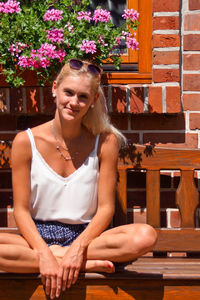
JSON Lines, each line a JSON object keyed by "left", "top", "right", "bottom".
{"left": 69, "top": 59, "right": 102, "bottom": 75}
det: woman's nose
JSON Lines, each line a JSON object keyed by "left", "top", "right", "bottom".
{"left": 70, "top": 95, "right": 79, "bottom": 105}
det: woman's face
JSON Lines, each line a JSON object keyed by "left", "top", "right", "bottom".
{"left": 53, "top": 74, "right": 98, "bottom": 122}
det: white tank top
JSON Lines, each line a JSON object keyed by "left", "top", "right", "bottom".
{"left": 26, "top": 128, "right": 99, "bottom": 224}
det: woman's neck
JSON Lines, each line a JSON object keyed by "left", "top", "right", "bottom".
{"left": 53, "top": 112, "right": 83, "bottom": 140}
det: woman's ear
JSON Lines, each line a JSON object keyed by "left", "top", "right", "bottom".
{"left": 52, "top": 81, "right": 57, "bottom": 97}
{"left": 93, "top": 92, "right": 100, "bottom": 104}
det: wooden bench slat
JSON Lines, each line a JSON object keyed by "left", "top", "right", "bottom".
{"left": 154, "top": 229, "right": 200, "bottom": 252}
{"left": 176, "top": 170, "right": 199, "bottom": 228}
{"left": 146, "top": 170, "right": 160, "bottom": 227}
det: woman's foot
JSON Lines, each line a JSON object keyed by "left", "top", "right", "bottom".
{"left": 83, "top": 260, "right": 115, "bottom": 273}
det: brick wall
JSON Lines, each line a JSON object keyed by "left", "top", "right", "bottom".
{"left": 0, "top": 0, "right": 200, "bottom": 232}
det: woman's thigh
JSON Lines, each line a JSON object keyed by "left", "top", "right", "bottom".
{"left": 0, "top": 233, "right": 30, "bottom": 248}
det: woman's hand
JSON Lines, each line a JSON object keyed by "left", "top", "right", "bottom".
{"left": 57, "top": 242, "right": 85, "bottom": 293}
{"left": 38, "top": 250, "right": 60, "bottom": 299}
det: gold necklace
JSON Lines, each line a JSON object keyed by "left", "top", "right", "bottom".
{"left": 51, "top": 120, "right": 82, "bottom": 161}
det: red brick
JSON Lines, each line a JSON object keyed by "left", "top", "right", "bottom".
{"left": 17, "top": 115, "right": 52, "bottom": 130}
{"left": 127, "top": 211, "right": 133, "bottom": 224}
{"left": 153, "top": 0, "right": 180, "bottom": 12}
{"left": 153, "top": 34, "right": 180, "bottom": 48}
{"left": 42, "top": 87, "right": 56, "bottom": 114}
{"left": 169, "top": 210, "right": 181, "bottom": 228}
{"left": 10, "top": 88, "right": 23, "bottom": 113}
{"left": 183, "top": 54, "right": 200, "bottom": 70}
{"left": 183, "top": 94, "right": 200, "bottom": 110}
{"left": 153, "top": 51, "right": 179, "bottom": 65}
{"left": 127, "top": 171, "right": 146, "bottom": 189}
{"left": 0, "top": 191, "right": 13, "bottom": 208}
{"left": 153, "top": 16, "right": 179, "bottom": 30}
{"left": 131, "top": 114, "right": 185, "bottom": 130}
{"left": 133, "top": 210, "right": 146, "bottom": 224}
{"left": 128, "top": 191, "right": 146, "bottom": 209}
{"left": 0, "top": 141, "right": 12, "bottom": 169}
{"left": 184, "top": 14, "right": 200, "bottom": 31}
{"left": 124, "top": 133, "right": 139, "bottom": 144}
{"left": 143, "top": 133, "right": 198, "bottom": 148}
{"left": 26, "top": 87, "right": 40, "bottom": 113}
{"left": 189, "top": 0, "right": 200, "bottom": 10}
{"left": 166, "top": 86, "right": 181, "bottom": 113}
{"left": 112, "top": 86, "right": 127, "bottom": 113}
{"left": 0, "top": 210, "right": 16, "bottom": 227}
{"left": 183, "top": 74, "right": 200, "bottom": 91}
{"left": 148, "top": 86, "right": 162, "bottom": 113}
{"left": 184, "top": 34, "right": 200, "bottom": 50}
{"left": 0, "top": 170, "right": 12, "bottom": 188}
{"left": 190, "top": 113, "right": 200, "bottom": 129}
{"left": 110, "top": 114, "right": 128, "bottom": 130}
{"left": 0, "top": 114, "right": 16, "bottom": 130}
{"left": 160, "top": 191, "right": 176, "bottom": 208}
{"left": 129, "top": 87, "right": 144, "bottom": 113}
{"left": 153, "top": 69, "right": 180, "bottom": 83}
{"left": 0, "top": 88, "right": 8, "bottom": 112}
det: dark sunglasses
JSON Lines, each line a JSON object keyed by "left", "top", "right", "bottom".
{"left": 69, "top": 59, "right": 102, "bottom": 75}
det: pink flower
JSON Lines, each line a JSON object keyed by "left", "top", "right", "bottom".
{"left": 0, "top": 3, "right": 5, "bottom": 12}
{"left": 93, "top": 9, "right": 111, "bottom": 23}
{"left": 1, "top": 0, "right": 20, "bottom": 14}
{"left": 43, "top": 9, "right": 63, "bottom": 21}
{"left": 77, "top": 11, "right": 92, "bottom": 21}
{"left": 98, "top": 35, "right": 108, "bottom": 47}
{"left": 80, "top": 40, "right": 97, "bottom": 54}
{"left": 8, "top": 42, "right": 27, "bottom": 57}
{"left": 122, "top": 9, "right": 139, "bottom": 22}
{"left": 47, "top": 28, "right": 64, "bottom": 43}
{"left": 126, "top": 37, "right": 139, "bottom": 50}
{"left": 115, "top": 37, "right": 121, "bottom": 45}
{"left": 65, "top": 22, "right": 74, "bottom": 32}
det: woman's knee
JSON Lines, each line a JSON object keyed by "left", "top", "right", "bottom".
{"left": 124, "top": 224, "right": 157, "bottom": 253}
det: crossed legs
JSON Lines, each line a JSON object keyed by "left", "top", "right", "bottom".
{"left": 0, "top": 224, "right": 157, "bottom": 273}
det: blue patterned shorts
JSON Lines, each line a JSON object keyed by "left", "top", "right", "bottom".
{"left": 34, "top": 219, "right": 88, "bottom": 247}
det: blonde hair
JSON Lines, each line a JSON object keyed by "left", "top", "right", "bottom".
{"left": 55, "top": 61, "right": 127, "bottom": 147}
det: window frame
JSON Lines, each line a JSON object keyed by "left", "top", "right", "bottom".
{"left": 102, "top": 0, "right": 152, "bottom": 84}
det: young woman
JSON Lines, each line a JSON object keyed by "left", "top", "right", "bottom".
{"left": 0, "top": 59, "right": 157, "bottom": 299}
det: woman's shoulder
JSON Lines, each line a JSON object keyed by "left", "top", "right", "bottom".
{"left": 98, "top": 132, "right": 119, "bottom": 160}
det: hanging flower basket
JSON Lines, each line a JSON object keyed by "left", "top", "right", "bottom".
{"left": 0, "top": 0, "right": 139, "bottom": 87}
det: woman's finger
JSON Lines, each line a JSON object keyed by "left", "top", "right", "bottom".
{"left": 41, "top": 275, "right": 46, "bottom": 286}
{"left": 56, "top": 269, "right": 63, "bottom": 298}
{"left": 50, "top": 275, "right": 57, "bottom": 300}
{"left": 62, "top": 269, "right": 69, "bottom": 291}
{"left": 45, "top": 277, "right": 51, "bottom": 296}
{"left": 72, "top": 268, "right": 80, "bottom": 285}
{"left": 67, "top": 268, "right": 75, "bottom": 289}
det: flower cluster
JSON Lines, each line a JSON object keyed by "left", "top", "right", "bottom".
{"left": 0, "top": 0, "right": 139, "bottom": 87}
{"left": 122, "top": 9, "right": 139, "bottom": 22}
{"left": 47, "top": 29, "right": 64, "bottom": 44}
{"left": 0, "top": 0, "right": 20, "bottom": 14}
{"left": 43, "top": 9, "right": 63, "bottom": 22}
{"left": 93, "top": 8, "right": 111, "bottom": 23}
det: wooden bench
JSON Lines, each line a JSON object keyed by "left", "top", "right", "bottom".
{"left": 1, "top": 144, "right": 200, "bottom": 299}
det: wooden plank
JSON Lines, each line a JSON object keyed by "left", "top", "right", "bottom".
{"left": 138, "top": 0, "right": 152, "bottom": 73}
{"left": 118, "top": 145, "right": 200, "bottom": 170}
{"left": 113, "top": 169, "right": 127, "bottom": 226}
{"left": 154, "top": 229, "right": 200, "bottom": 252}
{"left": 176, "top": 170, "right": 199, "bottom": 228}
{"left": 146, "top": 170, "right": 160, "bottom": 227}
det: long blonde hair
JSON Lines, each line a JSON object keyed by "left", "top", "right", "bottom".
{"left": 55, "top": 61, "right": 126, "bottom": 147}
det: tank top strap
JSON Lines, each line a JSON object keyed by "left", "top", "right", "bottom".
{"left": 26, "top": 128, "right": 36, "bottom": 153}
{"left": 94, "top": 134, "right": 100, "bottom": 155}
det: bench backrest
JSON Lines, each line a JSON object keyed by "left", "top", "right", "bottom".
{"left": 114, "top": 144, "right": 200, "bottom": 253}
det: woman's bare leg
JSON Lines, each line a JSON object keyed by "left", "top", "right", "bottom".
{"left": 0, "top": 224, "right": 157, "bottom": 273}
{"left": 50, "top": 223, "right": 157, "bottom": 265}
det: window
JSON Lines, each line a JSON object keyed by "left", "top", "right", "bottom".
{"left": 90, "top": 0, "right": 152, "bottom": 84}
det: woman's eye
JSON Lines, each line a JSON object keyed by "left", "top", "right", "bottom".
{"left": 65, "top": 90, "right": 73, "bottom": 96}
